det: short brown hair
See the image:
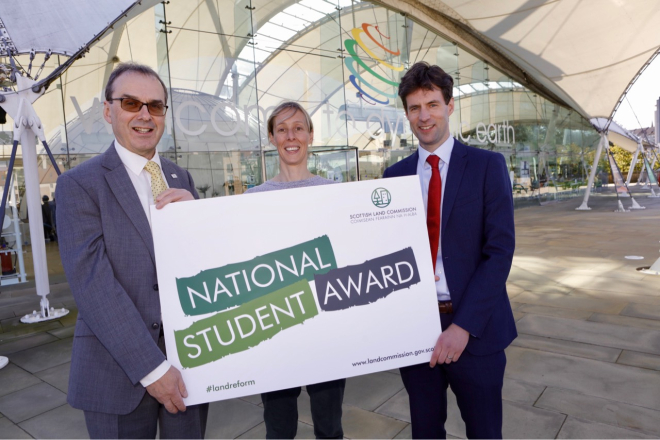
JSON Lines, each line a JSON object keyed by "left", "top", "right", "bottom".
{"left": 105, "top": 62, "right": 168, "bottom": 104}
{"left": 267, "top": 101, "right": 314, "bottom": 136}
{"left": 398, "top": 62, "right": 453, "bottom": 110}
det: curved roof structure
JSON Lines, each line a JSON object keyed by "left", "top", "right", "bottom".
{"left": 591, "top": 117, "right": 639, "bottom": 152}
{"left": 394, "top": 0, "right": 660, "bottom": 121}
{"left": 0, "top": 0, "right": 160, "bottom": 88}
{"left": 2, "top": 0, "right": 658, "bottom": 133}
{"left": 1, "top": 0, "right": 135, "bottom": 56}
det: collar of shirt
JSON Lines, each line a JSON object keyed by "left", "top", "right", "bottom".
{"left": 417, "top": 136, "right": 454, "bottom": 171}
{"left": 113, "top": 139, "right": 163, "bottom": 176}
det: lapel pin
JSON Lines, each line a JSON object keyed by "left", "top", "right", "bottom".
{"left": 171, "top": 174, "right": 178, "bottom": 179}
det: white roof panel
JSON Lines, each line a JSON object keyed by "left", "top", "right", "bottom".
{"left": 591, "top": 117, "right": 639, "bottom": 152}
{"left": 2, "top": 0, "right": 658, "bottom": 126}
{"left": 440, "top": 0, "right": 660, "bottom": 120}
{"left": 0, "top": 0, "right": 158, "bottom": 56}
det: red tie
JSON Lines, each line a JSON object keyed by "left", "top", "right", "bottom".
{"left": 426, "top": 155, "right": 441, "bottom": 273}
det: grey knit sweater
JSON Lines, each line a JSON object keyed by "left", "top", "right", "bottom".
{"left": 244, "top": 175, "right": 335, "bottom": 193}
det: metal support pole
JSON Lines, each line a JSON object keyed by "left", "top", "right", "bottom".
{"left": 637, "top": 146, "right": 649, "bottom": 185}
{"left": 626, "top": 143, "right": 640, "bottom": 186}
{"left": 576, "top": 132, "right": 606, "bottom": 210}
{"left": 650, "top": 149, "right": 660, "bottom": 195}
{"left": 1, "top": 173, "right": 27, "bottom": 285}
{"left": 621, "top": 143, "right": 645, "bottom": 209}
{"left": 18, "top": 112, "right": 51, "bottom": 306}
{"left": 0, "top": 73, "right": 68, "bottom": 323}
{"left": 0, "top": 141, "right": 19, "bottom": 231}
{"left": 11, "top": 176, "right": 26, "bottom": 283}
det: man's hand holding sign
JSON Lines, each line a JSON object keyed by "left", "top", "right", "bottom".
{"left": 431, "top": 324, "right": 469, "bottom": 366}
{"left": 146, "top": 366, "right": 188, "bottom": 414}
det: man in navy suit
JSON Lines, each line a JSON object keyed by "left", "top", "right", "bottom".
{"left": 383, "top": 62, "right": 517, "bottom": 439}
{"left": 57, "top": 63, "right": 208, "bottom": 438}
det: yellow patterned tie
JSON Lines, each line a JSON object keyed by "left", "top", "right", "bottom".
{"left": 144, "top": 160, "right": 168, "bottom": 200}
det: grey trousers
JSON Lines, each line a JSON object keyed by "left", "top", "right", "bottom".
{"left": 83, "top": 333, "right": 209, "bottom": 439}
{"left": 84, "top": 392, "right": 209, "bottom": 439}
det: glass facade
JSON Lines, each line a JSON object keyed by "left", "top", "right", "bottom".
{"left": 0, "top": 0, "right": 602, "bottom": 282}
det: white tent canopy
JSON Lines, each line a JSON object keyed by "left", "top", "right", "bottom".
{"left": 430, "top": 0, "right": 660, "bottom": 122}
{"left": 591, "top": 117, "right": 639, "bottom": 152}
{"left": 0, "top": 0, "right": 161, "bottom": 56}
{"left": 0, "top": 0, "right": 135, "bottom": 56}
{"left": 0, "top": 0, "right": 160, "bottom": 89}
{"left": 3, "top": 0, "right": 660, "bottom": 127}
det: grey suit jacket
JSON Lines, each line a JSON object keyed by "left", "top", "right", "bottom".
{"left": 56, "top": 144, "right": 199, "bottom": 415}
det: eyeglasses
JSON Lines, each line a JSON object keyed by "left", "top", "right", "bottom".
{"left": 108, "top": 98, "right": 168, "bottom": 116}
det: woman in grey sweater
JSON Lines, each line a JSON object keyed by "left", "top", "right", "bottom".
{"left": 246, "top": 103, "right": 334, "bottom": 193}
{"left": 245, "top": 102, "right": 345, "bottom": 439}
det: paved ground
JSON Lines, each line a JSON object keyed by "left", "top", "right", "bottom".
{"left": 1, "top": 186, "right": 660, "bottom": 439}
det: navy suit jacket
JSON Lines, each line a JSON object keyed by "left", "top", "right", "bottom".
{"left": 383, "top": 139, "right": 517, "bottom": 355}
{"left": 57, "top": 144, "right": 199, "bottom": 414}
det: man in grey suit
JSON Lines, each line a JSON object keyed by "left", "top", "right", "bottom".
{"left": 57, "top": 63, "right": 208, "bottom": 439}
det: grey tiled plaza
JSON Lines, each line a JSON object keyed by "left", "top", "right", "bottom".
{"left": 2, "top": 187, "right": 660, "bottom": 439}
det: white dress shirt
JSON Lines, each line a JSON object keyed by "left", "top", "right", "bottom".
{"left": 417, "top": 136, "right": 454, "bottom": 301}
{"left": 114, "top": 140, "right": 171, "bottom": 387}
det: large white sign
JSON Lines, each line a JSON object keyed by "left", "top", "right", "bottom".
{"left": 152, "top": 176, "right": 441, "bottom": 405}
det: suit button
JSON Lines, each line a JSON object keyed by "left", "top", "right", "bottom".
{"left": 152, "top": 322, "right": 159, "bottom": 329}
{"left": 153, "top": 284, "right": 159, "bottom": 291}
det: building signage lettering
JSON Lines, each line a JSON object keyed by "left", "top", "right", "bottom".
{"left": 67, "top": 98, "right": 515, "bottom": 147}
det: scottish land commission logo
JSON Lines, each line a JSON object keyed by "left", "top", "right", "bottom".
{"left": 372, "top": 188, "right": 391, "bottom": 208}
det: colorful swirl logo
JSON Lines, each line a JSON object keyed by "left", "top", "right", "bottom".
{"left": 344, "top": 23, "right": 402, "bottom": 105}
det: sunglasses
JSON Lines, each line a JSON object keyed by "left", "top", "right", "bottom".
{"left": 108, "top": 97, "right": 168, "bottom": 116}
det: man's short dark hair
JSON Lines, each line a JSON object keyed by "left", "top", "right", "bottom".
{"left": 398, "top": 62, "right": 453, "bottom": 110}
{"left": 104, "top": 62, "right": 169, "bottom": 104}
